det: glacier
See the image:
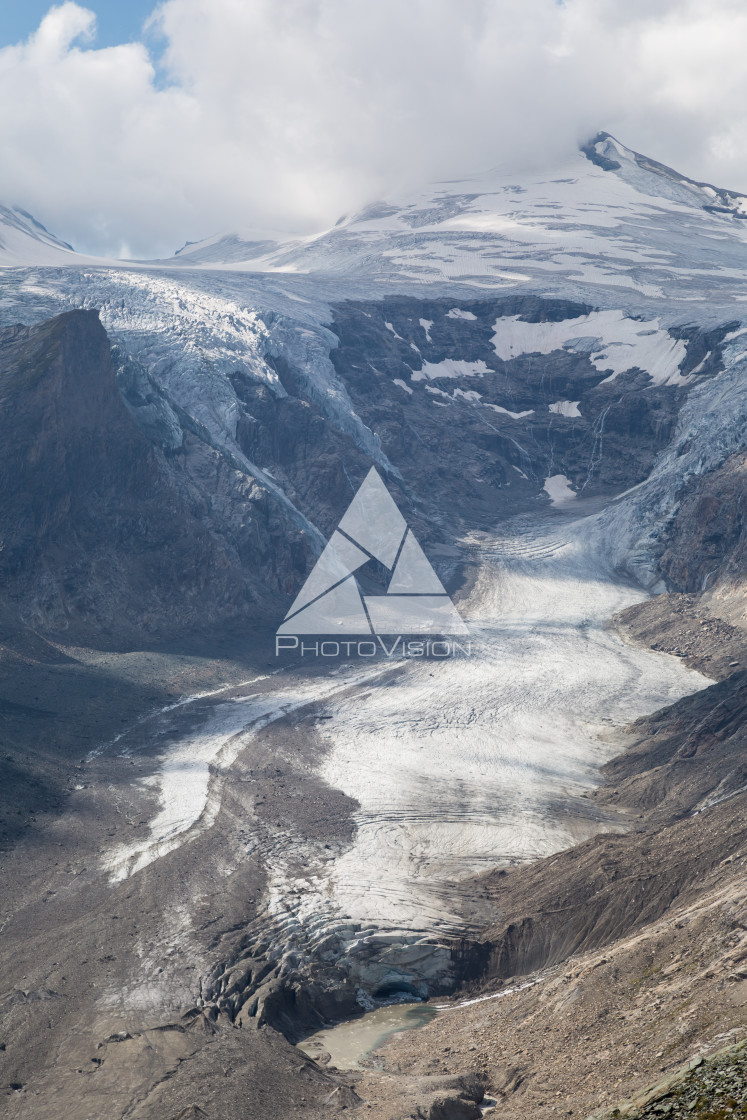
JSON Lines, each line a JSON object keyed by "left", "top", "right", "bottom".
{"left": 1, "top": 131, "right": 746, "bottom": 1005}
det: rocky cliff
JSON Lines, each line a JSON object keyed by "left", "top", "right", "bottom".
{"left": 660, "top": 451, "right": 746, "bottom": 624}
{"left": 0, "top": 309, "right": 315, "bottom": 646}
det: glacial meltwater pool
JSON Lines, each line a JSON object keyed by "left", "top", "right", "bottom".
{"left": 297, "top": 1002, "right": 439, "bottom": 1069}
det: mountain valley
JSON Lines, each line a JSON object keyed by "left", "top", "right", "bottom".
{"left": 0, "top": 133, "right": 745, "bottom": 1120}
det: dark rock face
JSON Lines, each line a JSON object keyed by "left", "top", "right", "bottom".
{"left": 0, "top": 310, "right": 311, "bottom": 645}
{"left": 0, "top": 301, "right": 733, "bottom": 643}
{"left": 581, "top": 133, "right": 622, "bottom": 172}
{"left": 659, "top": 450, "right": 747, "bottom": 597}
{"left": 229, "top": 360, "right": 375, "bottom": 543}
{"left": 324, "top": 296, "right": 726, "bottom": 532}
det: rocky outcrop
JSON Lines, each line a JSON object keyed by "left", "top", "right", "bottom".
{"left": 612, "top": 592, "right": 745, "bottom": 679}
{"left": 0, "top": 310, "right": 314, "bottom": 645}
{"left": 586, "top": 1038, "right": 747, "bottom": 1120}
{"left": 659, "top": 450, "right": 746, "bottom": 617}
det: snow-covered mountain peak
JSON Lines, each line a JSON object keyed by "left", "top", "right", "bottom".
{"left": 0, "top": 204, "right": 82, "bottom": 266}
{"left": 583, "top": 131, "right": 747, "bottom": 218}
{"left": 157, "top": 134, "right": 747, "bottom": 304}
{"left": 171, "top": 226, "right": 296, "bottom": 266}
{"left": 4, "top": 132, "right": 747, "bottom": 307}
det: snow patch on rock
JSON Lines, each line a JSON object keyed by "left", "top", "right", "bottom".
{"left": 491, "top": 310, "right": 689, "bottom": 387}
{"left": 411, "top": 358, "right": 489, "bottom": 382}
{"left": 549, "top": 400, "right": 582, "bottom": 417}
{"left": 486, "top": 403, "right": 535, "bottom": 419}
{"left": 544, "top": 474, "right": 577, "bottom": 505}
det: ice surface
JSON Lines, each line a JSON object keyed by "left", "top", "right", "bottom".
{"left": 103, "top": 511, "right": 710, "bottom": 948}
{"left": 363, "top": 594, "right": 466, "bottom": 634}
{"left": 587, "top": 331, "right": 747, "bottom": 592}
{"left": 263, "top": 514, "right": 710, "bottom": 936}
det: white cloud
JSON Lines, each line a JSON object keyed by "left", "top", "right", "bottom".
{"left": 1, "top": 0, "right": 747, "bottom": 257}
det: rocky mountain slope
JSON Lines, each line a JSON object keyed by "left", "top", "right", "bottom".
{"left": 589, "top": 1038, "right": 747, "bottom": 1120}
{"left": 0, "top": 309, "right": 314, "bottom": 646}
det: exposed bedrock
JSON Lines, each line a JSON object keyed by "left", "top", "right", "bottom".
{"left": 0, "top": 309, "right": 314, "bottom": 645}
{"left": 323, "top": 296, "right": 736, "bottom": 532}
{"left": 659, "top": 450, "right": 746, "bottom": 605}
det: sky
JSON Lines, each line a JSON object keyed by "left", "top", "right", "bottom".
{"left": 0, "top": 1, "right": 158, "bottom": 49}
{"left": 2, "top": 0, "right": 747, "bottom": 259}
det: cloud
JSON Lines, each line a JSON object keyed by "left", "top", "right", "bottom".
{"left": 1, "top": 0, "right": 747, "bottom": 257}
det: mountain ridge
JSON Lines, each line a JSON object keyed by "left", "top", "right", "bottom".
{"left": 159, "top": 132, "right": 747, "bottom": 296}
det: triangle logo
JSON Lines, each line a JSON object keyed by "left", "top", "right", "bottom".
{"left": 277, "top": 468, "right": 467, "bottom": 636}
